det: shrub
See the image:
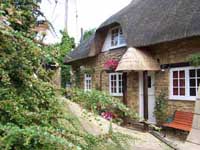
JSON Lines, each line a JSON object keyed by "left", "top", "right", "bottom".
{"left": 154, "top": 90, "right": 168, "bottom": 125}
{"left": 66, "top": 88, "right": 138, "bottom": 124}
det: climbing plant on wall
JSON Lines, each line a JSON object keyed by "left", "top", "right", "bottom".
{"left": 188, "top": 53, "right": 200, "bottom": 66}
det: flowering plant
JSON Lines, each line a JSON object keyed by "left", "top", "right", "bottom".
{"left": 103, "top": 59, "right": 119, "bottom": 71}
{"left": 101, "top": 112, "right": 114, "bottom": 121}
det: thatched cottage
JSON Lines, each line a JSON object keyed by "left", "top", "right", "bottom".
{"left": 65, "top": 0, "right": 200, "bottom": 123}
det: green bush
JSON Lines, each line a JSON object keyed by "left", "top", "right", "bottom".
{"left": 154, "top": 90, "right": 168, "bottom": 125}
{"left": 66, "top": 88, "right": 138, "bottom": 124}
{"left": 188, "top": 53, "right": 200, "bottom": 66}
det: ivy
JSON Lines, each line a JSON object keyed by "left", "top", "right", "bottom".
{"left": 188, "top": 53, "right": 200, "bottom": 66}
{"left": 154, "top": 90, "right": 168, "bottom": 125}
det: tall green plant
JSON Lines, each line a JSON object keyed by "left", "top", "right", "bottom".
{"left": 154, "top": 90, "right": 168, "bottom": 125}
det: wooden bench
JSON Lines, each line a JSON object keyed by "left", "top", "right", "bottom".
{"left": 163, "top": 111, "right": 194, "bottom": 133}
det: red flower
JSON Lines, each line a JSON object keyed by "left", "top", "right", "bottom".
{"left": 104, "top": 59, "right": 119, "bottom": 70}
{"left": 101, "top": 112, "right": 113, "bottom": 120}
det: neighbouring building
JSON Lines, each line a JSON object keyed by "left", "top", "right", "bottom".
{"left": 64, "top": 0, "right": 200, "bottom": 124}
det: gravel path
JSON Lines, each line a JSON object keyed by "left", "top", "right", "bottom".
{"left": 64, "top": 98, "right": 172, "bottom": 150}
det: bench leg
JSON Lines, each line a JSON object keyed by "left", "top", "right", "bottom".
{"left": 163, "top": 127, "right": 167, "bottom": 137}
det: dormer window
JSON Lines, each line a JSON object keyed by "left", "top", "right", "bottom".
{"left": 101, "top": 26, "right": 127, "bottom": 52}
{"left": 111, "top": 27, "right": 126, "bottom": 48}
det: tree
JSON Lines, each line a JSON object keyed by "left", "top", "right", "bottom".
{"left": 0, "top": 1, "right": 97, "bottom": 149}
{"left": 83, "top": 28, "right": 96, "bottom": 41}
{"left": 44, "top": 31, "right": 75, "bottom": 88}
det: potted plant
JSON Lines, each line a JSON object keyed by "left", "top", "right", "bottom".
{"left": 103, "top": 59, "right": 119, "bottom": 73}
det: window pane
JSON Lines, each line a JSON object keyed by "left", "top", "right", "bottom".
{"left": 180, "top": 88, "right": 185, "bottom": 96}
{"left": 179, "top": 71, "right": 185, "bottom": 78}
{"left": 119, "top": 35, "right": 126, "bottom": 45}
{"left": 148, "top": 76, "right": 151, "bottom": 88}
{"left": 173, "top": 71, "right": 178, "bottom": 78}
{"left": 180, "top": 79, "right": 185, "bottom": 87}
{"left": 190, "top": 88, "right": 196, "bottom": 96}
{"left": 173, "top": 88, "right": 178, "bottom": 96}
{"left": 190, "top": 70, "right": 196, "bottom": 77}
{"left": 111, "top": 75, "right": 114, "bottom": 80}
{"left": 111, "top": 29, "right": 119, "bottom": 47}
{"left": 198, "top": 79, "right": 200, "bottom": 87}
{"left": 173, "top": 79, "right": 178, "bottom": 86}
{"left": 190, "top": 79, "right": 196, "bottom": 87}
{"left": 197, "top": 69, "right": 200, "bottom": 77}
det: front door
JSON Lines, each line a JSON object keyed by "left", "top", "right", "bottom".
{"left": 147, "top": 72, "right": 156, "bottom": 123}
{"left": 139, "top": 72, "right": 156, "bottom": 123}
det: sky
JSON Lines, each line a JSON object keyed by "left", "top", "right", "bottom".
{"left": 40, "top": 0, "right": 132, "bottom": 44}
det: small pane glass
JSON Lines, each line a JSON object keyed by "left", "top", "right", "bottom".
{"left": 197, "top": 69, "right": 200, "bottom": 77}
{"left": 190, "top": 88, "right": 196, "bottom": 96}
{"left": 173, "top": 71, "right": 178, "bottom": 78}
{"left": 198, "top": 79, "right": 200, "bottom": 87}
{"left": 111, "top": 75, "right": 114, "bottom": 80}
{"left": 148, "top": 76, "right": 151, "bottom": 88}
{"left": 180, "top": 88, "right": 185, "bottom": 96}
{"left": 179, "top": 71, "right": 185, "bottom": 78}
{"left": 173, "top": 88, "right": 178, "bottom": 96}
{"left": 180, "top": 79, "right": 185, "bottom": 87}
{"left": 190, "top": 70, "right": 196, "bottom": 78}
{"left": 190, "top": 79, "right": 196, "bottom": 87}
{"left": 173, "top": 79, "right": 178, "bottom": 86}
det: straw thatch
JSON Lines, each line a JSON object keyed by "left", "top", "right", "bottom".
{"left": 99, "top": 0, "right": 200, "bottom": 47}
{"left": 64, "top": 34, "right": 96, "bottom": 63}
{"left": 116, "top": 47, "right": 160, "bottom": 71}
{"left": 65, "top": 0, "right": 200, "bottom": 63}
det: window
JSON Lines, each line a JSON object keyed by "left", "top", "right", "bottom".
{"left": 111, "top": 27, "right": 126, "bottom": 48}
{"left": 170, "top": 67, "right": 200, "bottom": 100}
{"left": 109, "top": 73, "right": 123, "bottom": 96}
{"left": 84, "top": 74, "right": 92, "bottom": 91}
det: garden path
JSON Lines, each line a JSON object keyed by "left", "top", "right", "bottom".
{"left": 63, "top": 98, "right": 172, "bottom": 150}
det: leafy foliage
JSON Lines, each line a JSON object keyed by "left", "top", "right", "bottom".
{"left": 0, "top": 1, "right": 117, "bottom": 150}
{"left": 0, "top": 1, "right": 136, "bottom": 149}
{"left": 66, "top": 88, "right": 138, "bottom": 124}
{"left": 43, "top": 31, "right": 75, "bottom": 87}
{"left": 188, "top": 53, "right": 200, "bottom": 66}
{"left": 154, "top": 90, "right": 168, "bottom": 125}
{"left": 83, "top": 28, "right": 96, "bottom": 41}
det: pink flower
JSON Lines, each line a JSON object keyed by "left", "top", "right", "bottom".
{"left": 101, "top": 112, "right": 113, "bottom": 120}
{"left": 104, "top": 59, "right": 119, "bottom": 70}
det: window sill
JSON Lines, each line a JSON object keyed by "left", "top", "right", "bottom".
{"left": 110, "top": 44, "right": 127, "bottom": 50}
{"left": 169, "top": 96, "right": 197, "bottom": 101}
{"left": 102, "top": 45, "right": 127, "bottom": 52}
{"left": 110, "top": 93, "right": 123, "bottom": 97}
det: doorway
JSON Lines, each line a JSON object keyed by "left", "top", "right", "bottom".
{"left": 139, "top": 72, "right": 156, "bottom": 123}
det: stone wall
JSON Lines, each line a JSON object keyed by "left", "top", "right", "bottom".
{"left": 70, "top": 48, "right": 140, "bottom": 112}
{"left": 150, "top": 36, "right": 200, "bottom": 115}
{"left": 71, "top": 47, "right": 126, "bottom": 93}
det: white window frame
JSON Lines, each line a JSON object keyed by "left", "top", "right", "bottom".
{"left": 110, "top": 26, "right": 126, "bottom": 49}
{"left": 84, "top": 74, "right": 92, "bottom": 91}
{"left": 109, "top": 73, "right": 123, "bottom": 96}
{"left": 169, "top": 66, "right": 200, "bottom": 101}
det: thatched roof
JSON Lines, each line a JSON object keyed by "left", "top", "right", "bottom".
{"left": 64, "top": 34, "right": 96, "bottom": 63}
{"left": 99, "top": 0, "right": 200, "bottom": 47}
{"left": 65, "top": 0, "right": 200, "bottom": 63}
{"left": 116, "top": 47, "right": 160, "bottom": 71}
